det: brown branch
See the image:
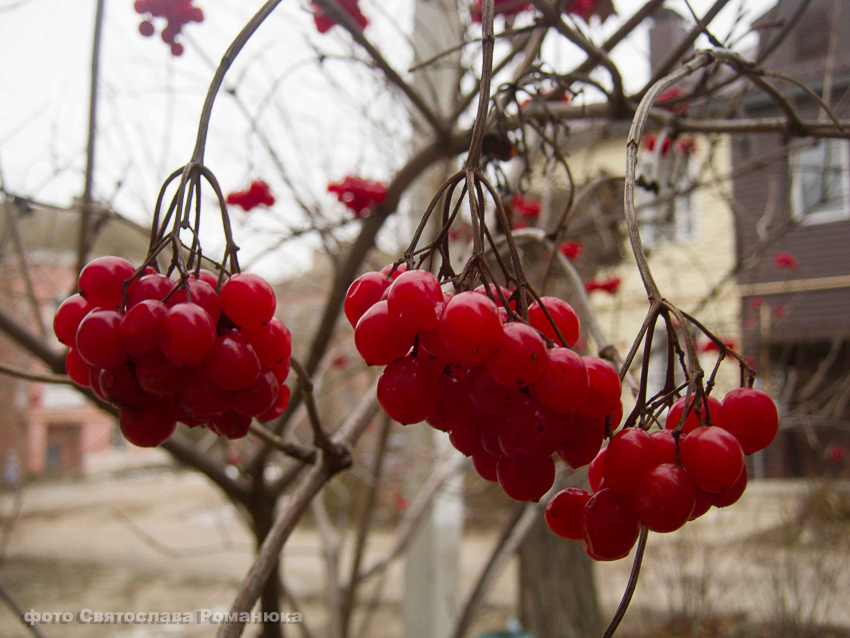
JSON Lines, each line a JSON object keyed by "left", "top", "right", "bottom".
{"left": 0, "top": 306, "right": 64, "bottom": 373}
{"left": 247, "top": 422, "right": 317, "bottom": 464}
{"left": 6, "top": 205, "right": 46, "bottom": 338}
{"left": 0, "top": 361, "right": 74, "bottom": 385}
{"left": 290, "top": 357, "right": 337, "bottom": 455}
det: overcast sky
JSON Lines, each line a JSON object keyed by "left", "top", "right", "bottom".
{"left": 0, "top": 0, "right": 779, "bottom": 280}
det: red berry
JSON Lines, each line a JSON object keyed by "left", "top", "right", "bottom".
{"left": 689, "top": 492, "right": 712, "bottom": 520}
{"left": 65, "top": 348, "right": 91, "bottom": 387}
{"left": 271, "top": 359, "right": 291, "bottom": 383}
{"left": 127, "top": 274, "right": 173, "bottom": 307}
{"left": 135, "top": 351, "right": 184, "bottom": 397}
{"left": 700, "top": 464, "right": 747, "bottom": 508}
{"left": 528, "top": 297, "right": 580, "bottom": 347}
{"left": 719, "top": 387, "right": 779, "bottom": 455}
{"left": 530, "top": 347, "right": 589, "bottom": 414}
{"left": 555, "top": 414, "right": 605, "bottom": 468}
{"left": 78, "top": 256, "right": 136, "bottom": 308}
{"left": 499, "top": 400, "right": 562, "bottom": 461}
{"left": 438, "top": 292, "right": 502, "bottom": 366}
{"left": 345, "top": 271, "right": 391, "bottom": 327}
{"left": 119, "top": 408, "right": 176, "bottom": 447}
{"left": 159, "top": 303, "right": 216, "bottom": 367}
{"left": 579, "top": 356, "right": 622, "bottom": 418}
{"left": 474, "top": 283, "right": 513, "bottom": 308}
{"left": 448, "top": 417, "right": 483, "bottom": 456}
{"left": 243, "top": 318, "right": 292, "bottom": 368}
{"left": 212, "top": 410, "right": 251, "bottom": 439}
{"left": 53, "top": 294, "right": 92, "bottom": 346}
{"left": 258, "top": 384, "right": 291, "bottom": 422}
{"left": 603, "top": 427, "right": 661, "bottom": 495}
{"left": 680, "top": 426, "right": 745, "bottom": 493}
{"left": 191, "top": 269, "right": 221, "bottom": 290}
{"left": 472, "top": 449, "right": 499, "bottom": 482}
{"left": 545, "top": 488, "right": 591, "bottom": 540}
{"left": 588, "top": 447, "right": 605, "bottom": 492}
{"left": 170, "top": 42, "right": 184, "bottom": 56}
{"left": 100, "top": 365, "right": 142, "bottom": 408}
{"left": 581, "top": 488, "right": 641, "bottom": 561}
{"left": 485, "top": 322, "right": 547, "bottom": 388}
{"left": 380, "top": 263, "right": 408, "bottom": 279}
{"left": 665, "top": 394, "right": 724, "bottom": 434}
{"left": 497, "top": 455, "right": 556, "bottom": 502}
{"left": 139, "top": 20, "right": 155, "bottom": 36}
{"left": 232, "top": 369, "right": 279, "bottom": 417}
{"left": 466, "top": 365, "right": 524, "bottom": 415}
{"left": 207, "top": 333, "right": 261, "bottom": 391}
{"left": 76, "top": 309, "right": 128, "bottom": 369}
{"left": 181, "top": 373, "right": 233, "bottom": 419}
{"left": 89, "top": 367, "right": 106, "bottom": 401}
{"left": 220, "top": 273, "right": 276, "bottom": 327}
{"left": 354, "top": 300, "right": 414, "bottom": 366}
{"left": 635, "top": 463, "right": 696, "bottom": 532}
{"left": 386, "top": 270, "right": 443, "bottom": 333}
{"left": 377, "top": 356, "right": 440, "bottom": 424}
{"left": 478, "top": 412, "right": 505, "bottom": 457}
{"left": 167, "top": 279, "right": 221, "bottom": 324}
{"left": 426, "top": 370, "right": 470, "bottom": 430}
{"left": 650, "top": 429, "right": 678, "bottom": 464}
{"left": 120, "top": 300, "right": 166, "bottom": 357}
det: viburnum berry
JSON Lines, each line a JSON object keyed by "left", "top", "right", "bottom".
{"left": 581, "top": 489, "right": 641, "bottom": 561}
{"left": 182, "top": 372, "right": 232, "bottom": 419}
{"left": 578, "top": 356, "right": 622, "bottom": 418}
{"left": 603, "top": 427, "right": 661, "bottom": 495}
{"left": 232, "top": 369, "right": 279, "bottom": 417}
{"left": 127, "top": 273, "right": 173, "bottom": 308}
{"left": 665, "top": 394, "right": 724, "bottom": 434}
{"left": 212, "top": 410, "right": 252, "bottom": 440}
{"left": 345, "top": 271, "right": 391, "bottom": 327}
{"left": 271, "top": 359, "right": 291, "bottom": 383}
{"left": 427, "top": 370, "right": 470, "bottom": 430}
{"left": 89, "top": 367, "right": 106, "bottom": 402}
{"left": 377, "top": 356, "right": 440, "bottom": 424}
{"left": 474, "top": 283, "right": 513, "bottom": 308}
{"left": 380, "top": 263, "right": 408, "bottom": 280}
{"left": 207, "top": 332, "right": 261, "bottom": 391}
{"left": 466, "top": 365, "right": 524, "bottom": 415}
{"left": 497, "top": 455, "right": 556, "bottom": 502}
{"left": 528, "top": 296, "right": 580, "bottom": 347}
{"left": 651, "top": 429, "right": 678, "bottom": 464}
{"left": 499, "top": 400, "right": 562, "bottom": 461}
{"left": 53, "top": 294, "right": 92, "bottom": 346}
{"left": 689, "top": 493, "right": 712, "bottom": 521}
{"left": 167, "top": 279, "right": 221, "bottom": 324}
{"left": 258, "top": 384, "right": 291, "bottom": 422}
{"left": 65, "top": 348, "right": 91, "bottom": 387}
{"left": 191, "top": 269, "right": 221, "bottom": 290}
{"left": 76, "top": 309, "right": 128, "bottom": 369}
{"left": 438, "top": 292, "right": 502, "bottom": 365}
{"left": 78, "top": 256, "right": 136, "bottom": 308}
{"left": 680, "top": 426, "right": 745, "bottom": 493}
{"left": 700, "top": 463, "right": 747, "bottom": 508}
{"left": 354, "top": 300, "right": 415, "bottom": 366}
{"left": 135, "top": 351, "right": 184, "bottom": 398}
{"left": 472, "top": 449, "right": 499, "bottom": 482}
{"left": 386, "top": 270, "right": 443, "bottom": 333}
{"left": 478, "top": 412, "right": 504, "bottom": 457}
{"left": 448, "top": 417, "right": 483, "bottom": 456}
{"left": 139, "top": 20, "right": 155, "bottom": 36}
{"left": 635, "top": 463, "right": 696, "bottom": 533}
{"left": 485, "top": 322, "right": 547, "bottom": 388}
{"left": 120, "top": 300, "right": 167, "bottom": 357}
{"left": 545, "top": 488, "right": 591, "bottom": 540}
{"left": 119, "top": 407, "right": 176, "bottom": 447}
{"left": 220, "top": 273, "right": 276, "bottom": 327}
{"left": 530, "top": 347, "right": 589, "bottom": 415}
{"left": 243, "top": 318, "right": 292, "bottom": 368}
{"left": 555, "top": 414, "right": 605, "bottom": 469}
{"left": 159, "top": 303, "right": 217, "bottom": 367}
{"left": 588, "top": 447, "right": 605, "bottom": 492}
{"left": 719, "top": 387, "right": 779, "bottom": 455}
{"left": 99, "top": 365, "right": 142, "bottom": 409}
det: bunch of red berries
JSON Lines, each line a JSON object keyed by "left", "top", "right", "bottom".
{"left": 558, "top": 240, "right": 583, "bottom": 261}
{"left": 346, "top": 265, "right": 626, "bottom": 505}
{"left": 546, "top": 387, "right": 779, "bottom": 561}
{"left": 226, "top": 180, "right": 275, "bottom": 212}
{"left": 584, "top": 276, "right": 622, "bottom": 295}
{"left": 328, "top": 177, "right": 388, "bottom": 218}
{"left": 311, "top": 0, "right": 368, "bottom": 34}
{"left": 134, "top": 0, "right": 203, "bottom": 57}
{"left": 510, "top": 194, "right": 541, "bottom": 219}
{"left": 53, "top": 256, "right": 291, "bottom": 448}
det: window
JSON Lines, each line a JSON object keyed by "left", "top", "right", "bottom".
{"left": 790, "top": 139, "right": 850, "bottom": 224}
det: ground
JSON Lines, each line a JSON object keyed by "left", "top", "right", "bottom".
{"left": 1, "top": 470, "right": 849, "bottom": 637}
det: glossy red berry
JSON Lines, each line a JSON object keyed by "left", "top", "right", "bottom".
{"left": 472, "top": 449, "right": 499, "bottom": 482}
{"left": 139, "top": 20, "right": 155, "bottom": 36}
{"left": 530, "top": 347, "right": 589, "bottom": 415}
{"left": 466, "top": 365, "right": 524, "bottom": 415}
{"left": 635, "top": 463, "right": 696, "bottom": 533}
{"left": 689, "top": 493, "right": 712, "bottom": 521}
{"left": 581, "top": 489, "right": 641, "bottom": 561}
{"left": 191, "top": 269, "right": 221, "bottom": 289}
{"left": 127, "top": 274, "right": 172, "bottom": 307}
{"left": 89, "top": 367, "right": 106, "bottom": 401}
{"left": 181, "top": 373, "right": 233, "bottom": 419}
{"left": 243, "top": 318, "right": 292, "bottom": 368}
{"left": 386, "top": 270, "right": 443, "bottom": 333}
{"left": 499, "top": 400, "right": 562, "bottom": 461}
{"left": 478, "top": 412, "right": 505, "bottom": 457}
{"left": 159, "top": 303, "right": 216, "bottom": 367}
{"left": 271, "top": 359, "right": 291, "bottom": 383}
{"left": 545, "top": 488, "right": 591, "bottom": 540}
{"left": 719, "top": 387, "right": 779, "bottom": 455}
{"left": 555, "top": 414, "right": 605, "bottom": 469}
{"left": 75, "top": 309, "right": 128, "bottom": 369}
{"left": 167, "top": 279, "right": 221, "bottom": 324}
{"left": 232, "top": 369, "right": 279, "bottom": 417}
{"left": 651, "top": 429, "right": 678, "bottom": 464}
{"left": 665, "top": 394, "right": 724, "bottom": 435}
{"left": 78, "top": 256, "right": 136, "bottom": 308}
{"left": 603, "top": 427, "right": 661, "bottom": 495}
{"left": 588, "top": 447, "right": 605, "bottom": 492}
{"left": 212, "top": 410, "right": 252, "bottom": 439}
{"left": 700, "top": 464, "right": 747, "bottom": 508}
{"left": 579, "top": 356, "right": 622, "bottom": 418}
{"left": 497, "top": 455, "right": 556, "bottom": 502}
{"left": 120, "top": 300, "right": 166, "bottom": 357}
{"left": 380, "top": 263, "right": 408, "bottom": 280}
{"left": 53, "top": 294, "right": 92, "bottom": 346}
{"left": 528, "top": 296, "right": 580, "bottom": 347}
{"left": 438, "top": 292, "right": 502, "bottom": 366}
{"left": 485, "top": 322, "right": 547, "bottom": 388}
{"left": 345, "top": 271, "right": 391, "bottom": 327}
{"left": 135, "top": 351, "right": 184, "bottom": 398}
{"left": 680, "top": 426, "right": 745, "bottom": 493}
{"left": 448, "top": 417, "right": 483, "bottom": 456}
{"left": 119, "top": 408, "right": 176, "bottom": 447}
{"left": 65, "top": 348, "right": 91, "bottom": 387}
{"left": 377, "top": 356, "right": 440, "bottom": 424}
{"left": 258, "top": 384, "right": 291, "bottom": 422}
{"left": 99, "top": 365, "right": 142, "bottom": 408}
{"left": 427, "top": 371, "right": 470, "bottom": 430}
{"left": 220, "top": 273, "right": 276, "bottom": 327}
{"left": 207, "top": 333, "right": 261, "bottom": 391}
{"left": 354, "top": 300, "right": 415, "bottom": 366}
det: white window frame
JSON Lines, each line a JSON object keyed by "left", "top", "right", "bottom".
{"left": 790, "top": 139, "right": 850, "bottom": 225}
{"left": 635, "top": 152, "right": 698, "bottom": 248}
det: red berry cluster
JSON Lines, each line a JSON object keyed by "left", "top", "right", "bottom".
{"left": 134, "top": 0, "right": 204, "bottom": 57}
{"left": 346, "top": 265, "right": 628, "bottom": 504}
{"left": 773, "top": 251, "right": 798, "bottom": 270}
{"left": 471, "top": 0, "right": 531, "bottom": 23}
{"left": 510, "top": 194, "right": 541, "bottom": 219}
{"left": 328, "top": 176, "right": 388, "bottom": 218}
{"left": 226, "top": 180, "right": 275, "bottom": 212}
{"left": 657, "top": 86, "right": 689, "bottom": 114}
{"left": 558, "top": 240, "right": 583, "bottom": 261}
{"left": 584, "top": 275, "right": 621, "bottom": 295}
{"left": 311, "top": 0, "right": 368, "bottom": 34}
{"left": 546, "top": 387, "right": 779, "bottom": 561}
{"left": 53, "top": 256, "right": 292, "bottom": 448}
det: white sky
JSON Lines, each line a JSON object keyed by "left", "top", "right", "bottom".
{"left": 0, "top": 0, "right": 779, "bottom": 281}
